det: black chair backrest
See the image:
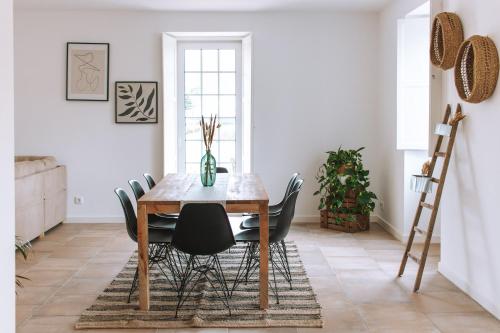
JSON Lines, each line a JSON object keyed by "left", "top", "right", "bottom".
{"left": 143, "top": 173, "right": 156, "bottom": 190}
{"left": 291, "top": 178, "right": 304, "bottom": 193}
{"left": 216, "top": 167, "right": 229, "bottom": 173}
{"left": 128, "top": 179, "right": 145, "bottom": 202}
{"left": 275, "top": 173, "right": 299, "bottom": 207}
{"left": 271, "top": 190, "right": 300, "bottom": 243}
{"left": 172, "top": 203, "right": 235, "bottom": 256}
{"left": 114, "top": 188, "right": 138, "bottom": 242}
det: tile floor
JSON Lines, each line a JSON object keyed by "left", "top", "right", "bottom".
{"left": 15, "top": 222, "right": 500, "bottom": 333}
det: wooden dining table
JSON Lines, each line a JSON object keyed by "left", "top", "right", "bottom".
{"left": 137, "top": 173, "right": 270, "bottom": 310}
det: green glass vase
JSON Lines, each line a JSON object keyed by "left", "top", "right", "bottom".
{"left": 200, "top": 150, "right": 217, "bottom": 187}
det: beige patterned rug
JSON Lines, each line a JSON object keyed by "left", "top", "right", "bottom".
{"left": 75, "top": 242, "right": 322, "bottom": 329}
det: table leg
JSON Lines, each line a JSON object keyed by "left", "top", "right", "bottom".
{"left": 259, "top": 202, "right": 269, "bottom": 310}
{"left": 137, "top": 204, "right": 150, "bottom": 310}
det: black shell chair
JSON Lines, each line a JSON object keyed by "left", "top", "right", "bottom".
{"left": 143, "top": 173, "right": 156, "bottom": 190}
{"left": 128, "top": 180, "right": 177, "bottom": 230}
{"left": 232, "top": 189, "right": 301, "bottom": 303}
{"left": 240, "top": 177, "right": 303, "bottom": 230}
{"left": 172, "top": 203, "right": 235, "bottom": 317}
{"left": 114, "top": 188, "right": 178, "bottom": 302}
{"left": 216, "top": 167, "right": 229, "bottom": 173}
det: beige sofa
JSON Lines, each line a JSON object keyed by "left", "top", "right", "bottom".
{"left": 15, "top": 156, "right": 67, "bottom": 242}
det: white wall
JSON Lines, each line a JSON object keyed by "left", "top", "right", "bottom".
{"left": 0, "top": 0, "right": 16, "bottom": 331}
{"left": 438, "top": 0, "right": 500, "bottom": 319}
{"left": 14, "top": 10, "right": 381, "bottom": 221}
{"left": 377, "top": 0, "right": 428, "bottom": 238}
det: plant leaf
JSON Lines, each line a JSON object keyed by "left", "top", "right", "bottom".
{"left": 148, "top": 107, "right": 155, "bottom": 116}
{"left": 131, "top": 111, "right": 140, "bottom": 117}
{"left": 136, "top": 84, "right": 143, "bottom": 100}
{"left": 118, "top": 106, "right": 136, "bottom": 116}
{"left": 136, "top": 117, "right": 148, "bottom": 122}
{"left": 119, "top": 95, "right": 132, "bottom": 100}
{"left": 128, "top": 84, "right": 133, "bottom": 92}
{"left": 144, "top": 88, "right": 155, "bottom": 112}
{"left": 138, "top": 98, "right": 145, "bottom": 106}
{"left": 125, "top": 102, "right": 134, "bottom": 106}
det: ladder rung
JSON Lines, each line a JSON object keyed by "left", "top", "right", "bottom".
{"left": 420, "top": 202, "right": 434, "bottom": 210}
{"left": 431, "top": 177, "right": 440, "bottom": 183}
{"left": 414, "top": 226, "right": 427, "bottom": 236}
{"left": 435, "top": 152, "right": 447, "bottom": 158}
{"left": 408, "top": 252, "right": 421, "bottom": 264}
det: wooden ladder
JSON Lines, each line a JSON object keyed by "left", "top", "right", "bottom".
{"left": 398, "top": 104, "right": 464, "bottom": 292}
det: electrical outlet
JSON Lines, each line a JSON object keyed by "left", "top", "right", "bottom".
{"left": 74, "top": 196, "right": 84, "bottom": 205}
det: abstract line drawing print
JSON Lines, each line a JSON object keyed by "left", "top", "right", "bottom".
{"left": 74, "top": 52, "right": 101, "bottom": 92}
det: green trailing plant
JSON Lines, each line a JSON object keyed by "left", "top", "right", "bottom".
{"left": 314, "top": 147, "right": 377, "bottom": 223}
{"left": 15, "top": 237, "right": 31, "bottom": 289}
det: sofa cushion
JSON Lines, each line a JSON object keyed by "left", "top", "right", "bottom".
{"left": 15, "top": 156, "right": 58, "bottom": 179}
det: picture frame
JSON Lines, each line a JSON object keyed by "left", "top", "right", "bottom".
{"left": 66, "top": 42, "right": 109, "bottom": 101}
{"left": 115, "top": 81, "right": 158, "bottom": 124}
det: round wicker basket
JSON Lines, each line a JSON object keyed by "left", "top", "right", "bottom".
{"left": 454, "top": 35, "right": 499, "bottom": 103}
{"left": 430, "top": 12, "right": 464, "bottom": 70}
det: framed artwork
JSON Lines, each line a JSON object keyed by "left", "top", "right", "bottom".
{"left": 115, "top": 81, "right": 158, "bottom": 124}
{"left": 66, "top": 42, "right": 109, "bottom": 101}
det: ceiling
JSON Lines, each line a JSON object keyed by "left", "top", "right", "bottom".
{"left": 15, "top": 0, "right": 392, "bottom": 12}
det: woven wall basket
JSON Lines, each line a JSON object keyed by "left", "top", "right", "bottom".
{"left": 454, "top": 35, "right": 499, "bottom": 103}
{"left": 430, "top": 12, "right": 464, "bottom": 70}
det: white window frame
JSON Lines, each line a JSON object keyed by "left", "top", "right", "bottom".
{"left": 177, "top": 41, "right": 242, "bottom": 173}
{"left": 162, "top": 32, "right": 253, "bottom": 175}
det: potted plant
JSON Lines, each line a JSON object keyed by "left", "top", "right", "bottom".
{"left": 314, "top": 147, "right": 377, "bottom": 232}
{"left": 15, "top": 237, "right": 31, "bottom": 290}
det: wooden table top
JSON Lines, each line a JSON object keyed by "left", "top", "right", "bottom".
{"left": 139, "top": 173, "right": 269, "bottom": 205}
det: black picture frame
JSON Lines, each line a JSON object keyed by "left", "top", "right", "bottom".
{"left": 66, "top": 42, "right": 110, "bottom": 101}
{"left": 115, "top": 81, "right": 159, "bottom": 124}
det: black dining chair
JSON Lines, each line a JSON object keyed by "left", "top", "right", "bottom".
{"left": 216, "top": 167, "right": 229, "bottom": 173}
{"left": 114, "top": 188, "right": 179, "bottom": 302}
{"left": 143, "top": 173, "right": 156, "bottom": 190}
{"left": 128, "top": 179, "right": 177, "bottom": 230}
{"left": 172, "top": 203, "right": 235, "bottom": 317}
{"left": 240, "top": 176, "right": 303, "bottom": 230}
{"left": 231, "top": 188, "right": 301, "bottom": 304}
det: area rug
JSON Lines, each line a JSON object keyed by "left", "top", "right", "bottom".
{"left": 75, "top": 242, "right": 322, "bottom": 329}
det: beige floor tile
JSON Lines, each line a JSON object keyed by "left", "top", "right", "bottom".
{"left": 427, "top": 312, "right": 500, "bottom": 332}
{"left": 14, "top": 222, "right": 500, "bottom": 333}
{"left": 326, "top": 256, "right": 379, "bottom": 270}
{"left": 412, "top": 291, "right": 485, "bottom": 313}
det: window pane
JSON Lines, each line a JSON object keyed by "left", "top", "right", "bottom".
{"left": 186, "top": 141, "right": 202, "bottom": 163}
{"left": 186, "top": 163, "right": 199, "bottom": 174}
{"left": 219, "top": 95, "right": 235, "bottom": 117}
{"left": 219, "top": 118, "right": 235, "bottom": 140}
{"left": 219, "top": 49, "right": 235, "bottom": 72}
{"left": 185, "top": 49, "right": 201, "bottom": 72}
{"left": 185, "top": 95, "right": 201, "bottom": 117}
{"left": 185, "top": 73, "right": 201, "bottom": 94}
{"left": 202, "top": 95, "right": 218, "bottom": 117}
{"left": 202, "top": 49, "right": 218, "bottom": 72}
{"left": 185, "top": 118, "right": 201, "bottom": 140}
{"left": 219, "top": 141, "right": 235, "bottom": 163}
{"left": 219, "top": 73, "right": 235, "bottom": 94}
{"left": 202, "top": 73, "right": 218, "bottom": 95}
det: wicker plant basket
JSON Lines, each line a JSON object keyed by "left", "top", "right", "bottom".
{"left": 320, "top": 210, "right": 369, "bottom": 233}
{"left": 454, "top": 35, "right": 499, "bottom": 103}
{"left": 430, "top": 12, "right": 464, "bottom": 70}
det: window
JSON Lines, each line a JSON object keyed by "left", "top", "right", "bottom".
{"left": 397, "top": 2, "right": 430, "bottom": 151}
{"left": 176, "top": 42, "right": 242, "bottom": 174}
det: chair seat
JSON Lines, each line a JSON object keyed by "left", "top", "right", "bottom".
{"left": 148, "top": 227, "right": 173, "bottom": 243}
{"left": 242, "top": 205, "right": 282, "bottom": 218}
{"left": 234, "top": 228, "right": 279, "bottom": 243}
{"left": 240, "top": 215, "right": 278, "bottom": 230}
{"left": 148, "top": 215, "right": 177, "bottom": 230}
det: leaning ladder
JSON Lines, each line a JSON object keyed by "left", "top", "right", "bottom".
{"left": 398, "top": 104, "right": 465, "bottom": 292}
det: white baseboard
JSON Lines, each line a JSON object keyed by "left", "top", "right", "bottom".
{"left": 375, "top": 215, "right": 440, "bottom": 244}
{"left": 65, "top": 217, "right": 124, "bottom": 223}
{"left": 438, "top": 262, "right": 500, "bottom": 319}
